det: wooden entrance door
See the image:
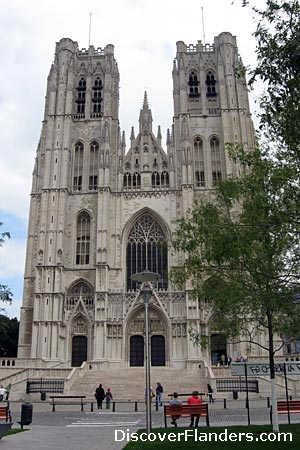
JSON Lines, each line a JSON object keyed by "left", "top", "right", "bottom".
{"left": 130, "top": 335, "right": 144, "bottom": 366}
{"left": 71, "top": 336, "right": 87, "bottom": 367}
{"left": 151, "top": 335, "right": 165, "bottom": 366}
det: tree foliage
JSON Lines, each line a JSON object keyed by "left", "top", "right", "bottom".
{"left": 0, "top": 222, "right": 13, "bottom": 309}
{"left": 173, "top": 146, "right": 300, "bottom": 355}
{"left": 250, "top": 0, "right": 300, "bottom": 160}
{"left": 0, "top": 315, "right": 19, "bottom": 357}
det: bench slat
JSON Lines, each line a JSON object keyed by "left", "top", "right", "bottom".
{"left": 164, "top": 404, "right": 209, "bottom": 427}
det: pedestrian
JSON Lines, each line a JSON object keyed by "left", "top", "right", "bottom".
{"left": 207, "top": 384, "right": 214, "bottom": 403}
{"left": 105, "top": 387, "right": 113, "bottom": 409}
{"left": 170, "top": 392, "right": 182, "bottom": 427}
{"left": 94, "top": 383, "right": 105, "bottom": 409}
{"left": 187, "top": 390, "right": 203, "bottom": 427}
{"left": 0, "top": 385, "right": 6, "bottom": 402}
{"left": 144, "top": 386, "right": 155, "bottom": 403}
{"left": 5, "top": 383, "right": 11, "bottom": 401}
{"left": 227, "top": 355, "right": 232, "bottom": 366}
{"left": 156, "top": 382, "right": 163, "bottom": 407}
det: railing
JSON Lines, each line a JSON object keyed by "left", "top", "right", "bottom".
{"left": 216, "top": 378, "right": 259, "bottom": 393}
{"left": 26, "top": 378, "right": 64, "bottom": 394}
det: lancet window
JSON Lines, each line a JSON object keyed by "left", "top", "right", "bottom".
{"left": 89, "top": 141, "right": 99, "bottom": 190}
{"left": 76, "top": 211, "right": 91, "bottom": 265}
{"left": 73, "top": 142, "right": 84, "bottom": 191}
{"left": 91, "top": 76, "right": 103, "bottom": 118}
{"left": 123, "top": 172, "right": 141, "bottom": 189}
{"left": 188, "top": 70, "right": 200, "bottom": 97}
{"left": 211, "top": 136, "right": 222, "bottom": 185}
{"left": 194, "top": 137, "right": 205, "bottom": 187}
{"left": 126, "top": 214, "right": 168, "bottom": 290}
{"left": 75, "top": 77, "right": 86, "bottom": 117}
{"left": 206, "top": 71, "right": 217, "bottom": 97}
{"left": 151, "top": 171, "right": 169, "bottom": 188}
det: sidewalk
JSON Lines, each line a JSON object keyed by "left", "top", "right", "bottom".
{"left": 1, "top": 400, "right": 297, "bottom": 450}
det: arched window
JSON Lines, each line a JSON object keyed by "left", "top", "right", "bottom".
{"left": 151, "top": 172, "right": 169, "bottom": 188}
{"left": 76, "top": 77, "right": 86, "bottom": 116}
{"left": 76, "top": 211, "right": 91, "bottom": 265}
{"left": 188, "top": 70, "right": 200, "bottom": 97}
{"left": 123, "top": 172, "right": 141, "bottom": 189}
{"left": 126, "top": 214, "right": 168, "bottom": 290}
{"left": 73, "top": 142, "right": 84, "bottom": 191}
{"left": 206, "top": 71, "right": 217, "bottom": 97}
{"left": 89, "top": 141, "right": 99, "bottom": 190}
{"left": 211, "top": 137, "right": 222, "bottom": 185}
{"left": 66, "top": 280, "right": 94, "bottom": 310}
{"left": 194, "top": 137, "right": 205, "bottom": 187}
{"left": 91, "top": 77, "right": 103, "bottom": 118}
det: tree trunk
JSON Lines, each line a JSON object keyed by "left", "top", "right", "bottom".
{"left": 268, "top": 311, "right": 279, "bottom": 432}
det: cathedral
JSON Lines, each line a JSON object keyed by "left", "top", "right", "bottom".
{"left": 17, "top": 33, "right": 256, "bottom": 369}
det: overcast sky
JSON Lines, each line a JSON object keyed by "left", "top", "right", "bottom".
{"left": 0, "top": 0, "right": 261, "bottom": 318}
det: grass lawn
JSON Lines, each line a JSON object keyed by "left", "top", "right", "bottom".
{"left": 4, "top": 428, "right": 27, "bottom": 437}
{"left": 122, "top": 425, "right": 299, "bottom": 449}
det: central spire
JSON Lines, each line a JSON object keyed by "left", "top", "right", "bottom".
{"left": 139, "top": 91, "right": 153, "bottom": 133}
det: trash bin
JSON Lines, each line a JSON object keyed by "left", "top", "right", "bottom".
{"left": 233, "top": 390, "right": 238, "bottom": 400}
{"left": 41, "top": 392, "right": 46, "bottom": 401}
{"left": 20, "top": 402, "right": 33, "bottom": 428}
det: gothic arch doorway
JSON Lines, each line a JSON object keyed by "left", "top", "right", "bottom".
{"left": 211, "top": 334, "right": 227, "bottom": 365}
{"left": 72, "top": 335, "right": 87, "bottom": 367}
{"left": 127, "top": 307, "right": 167, "bottom": 367}
{"left": 130, "top": 335, "right": 144, "bottom": 366}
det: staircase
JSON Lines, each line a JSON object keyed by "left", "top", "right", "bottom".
{"left": 70, "top": 367, "right": 208, "bottom": 400}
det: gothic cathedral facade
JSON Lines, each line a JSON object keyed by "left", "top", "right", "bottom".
{"left": 17, "top": 33, "right": 255, "bottom": 368}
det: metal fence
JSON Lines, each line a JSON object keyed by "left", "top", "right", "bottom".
{"left": 216, "top": 378, "right": 259, "bottom": 393}
{"left": 26, "top": 378, "right": 65, "bottom": 394}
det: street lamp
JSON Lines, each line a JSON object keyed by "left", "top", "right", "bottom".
{"left": 131, "top": 270, "right": 160, "bottom": 434}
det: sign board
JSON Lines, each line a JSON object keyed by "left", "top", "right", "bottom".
{"left": 231, "top": 362, "right": 300, "bottom": 376}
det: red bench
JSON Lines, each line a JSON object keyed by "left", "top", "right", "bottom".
{"left": 270, "top": 400, "right": 300, "bottom": 424}
{"left": 0, "top": 406, "right": 12, "bottom": 422}
{"left": 164, "top": 403, "right": 209, "bottom": 427}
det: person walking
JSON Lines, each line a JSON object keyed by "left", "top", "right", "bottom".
{"left": 207, "top": 384, "right": 214, "bottom": 403}
{"left": 170, "top": 392, "right": 182, "bottom": 427}
{"left": 187, "top": 390, "right": 203, "bottom": 427}
{"left": 95, "top": 383, "right": 105, "bottom": 409}
{"left": 156, "top": 382, "right": 163, "bottom": 407}
{"left": 105, "top": 387, "right": 113, "bottom": 410}
{"left": 0, "top": 385, "right": 6, "bottom": 402}
{"left": 5, "top": 383, "right": 11, "bottom": 401}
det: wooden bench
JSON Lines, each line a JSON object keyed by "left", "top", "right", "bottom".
{"left": 164, "top": 404, "right": 209, "bottom": 427}
{"left": 270, "top": 400, "right": 300, "bottom": 424}
{"left": 49, "top": 395, "right": 86, "bottom": 412}
{"left": 0, "top": 406, "right": 12, "bottom": 422}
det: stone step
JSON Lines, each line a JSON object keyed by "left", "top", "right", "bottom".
{"left": 70, "top": 367, "right": 208, "bottom": 400}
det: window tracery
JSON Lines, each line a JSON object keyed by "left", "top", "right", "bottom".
{"left": 126, "top": 214, "right": 168, "bottom": 290}
{"left": 211, "top": 136, "right": 222, "bottom": 184}
{"left": 73, "top": 142, "right": 84, "bottom": 191}
{"left": 89, "top": 141, "right": 99, "bottom": 190}
{"left": 194, "top": 137, "right": 205, "bottom": 187}
{"left": 76, "top": 211, "right": 91, "bottom": 265}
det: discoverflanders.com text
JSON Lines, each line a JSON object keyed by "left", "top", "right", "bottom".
{"left": 115, "top": 428, "right": 293, "bottom": 444}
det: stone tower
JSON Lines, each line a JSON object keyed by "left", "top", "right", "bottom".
{"left": 18, "top": 33, "right": 256, "bottom": 368}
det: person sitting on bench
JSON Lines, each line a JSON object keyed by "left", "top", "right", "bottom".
{"left": 188, "top": 391, "right": 203, "bottom": 427}
{"left": 170, "top": 392, "right": 182, "bottom": 427}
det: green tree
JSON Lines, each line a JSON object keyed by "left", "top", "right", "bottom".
{"left": 0, "top": 222, "right": 13, "bottom": 309}
{"left": 173, "top": 146, "right": 300, "bottom": 432}
{"left": 0, "top": 315, "right": 19, "bottom": 357}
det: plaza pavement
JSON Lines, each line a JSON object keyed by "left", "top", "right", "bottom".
{"left": 1, "top": 399, "right": 298, "bottom": 450}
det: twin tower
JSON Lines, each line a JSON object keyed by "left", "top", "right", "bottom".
{"left": 18, "top": 34, "right": 255, "bottom": 368}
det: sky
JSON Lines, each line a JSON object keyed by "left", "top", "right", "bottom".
{"left": 0, "top": 0, "right": 262, "bottom": 319}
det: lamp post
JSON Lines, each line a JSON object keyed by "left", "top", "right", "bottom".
{"left": 131, "top": 270, "right": 160, "bottom": 434}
